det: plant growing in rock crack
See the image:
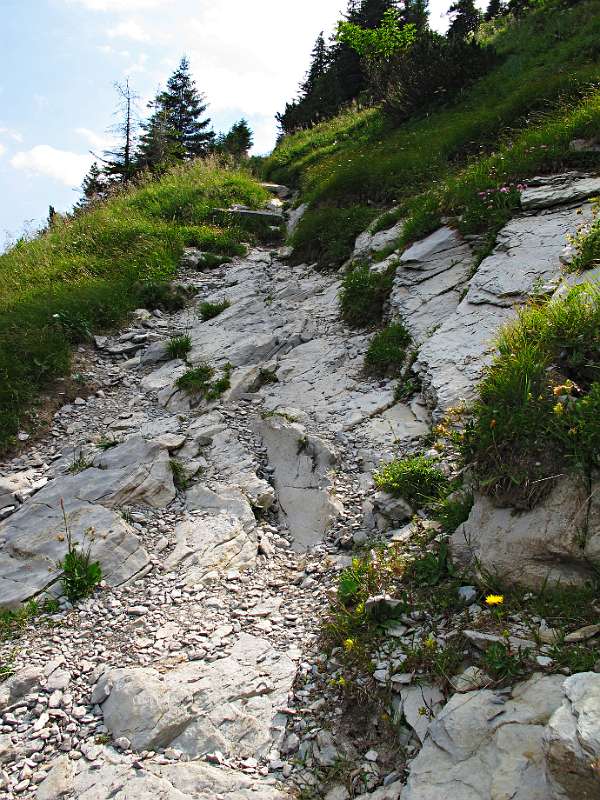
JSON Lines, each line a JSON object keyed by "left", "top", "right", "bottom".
{"left": 258, "top": 367, "right": 278, "bottom": 386}
{"left": 364, "top": 322, "right": 412, "bottom": 377}
{"left": 96, "top": 437, "right": 118, "bottom": 451}
{"left": 374, "top": 455, "right": 448, "bottom": 509}
{"left": 481, "top": 638, "right": 529, "bottom": 683}
{"left": 57, "top": 499, "right": 102, "bottom": 604}
{"left": 0, "top": 598, "right": 60, "bottom": 643}
{"left": 199, "top": 299, "right": 230, "bottom": 321}
{"left": 176, "top": 361, "right": 232, "bottom": 401}
{"left": 170, "top": 459, "right": 194, "bottom": 491}
{"left": 166, "top": 334, "right": 192, "bottom": 361}
{"left": 67, "top": 451, "right": 95, "bottom": 474}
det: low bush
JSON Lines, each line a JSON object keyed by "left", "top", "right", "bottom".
{"left": 566, "top": 201, "right": 600, "bottom": 273}
{"left": 339, "top": 265, "right": 394, "bottom": 327}
{"left": 364, "top": 322, "right": 412, "bottom": 376}
{"left": 199, "top": 299, "right": 231, "bottom": 321}
{"left": 463, "top": 283, "right": 600, "bottom": 508}
{"left": 290, "top": 206, "right": 378, "bottom": 268}
{"left": 374, "top": 455, "right": 449, "bottom": 509}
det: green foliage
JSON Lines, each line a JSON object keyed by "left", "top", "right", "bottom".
{"left": 166, "top": 334, "right": 192, "bottom": 360}
{"left": 339, "top": 265, "right": 394, "bottom": 327}
{"left": 290, "top": 206, "right": 378, "bottom": 268}
{"left": 432, "top": 491, "right": 474, "bottom": 533}
{"left": 364, "top": 322, "right": 412, "bottom": 376}
{"left": 406, "top": 541, "right": 455, "bottom": 586}
{"left": 374, "top": 455, "right": 449, "bottom": 508}
{"left": 267, "top": 1, "right": 600, "bottom": 268}
{"left": 176, "top": 362, "right": 232, "bottom": 401}
{"left": 199, "top": 299, "right": 231, "bottom": 321}
{"left": 337, "top": 9, "right": 417, "bottom": 61}
{"left": 170, "top": 459, "right": 193, "bottom": 491}
{"left": 96, "top": 437, "right": 118, "bottom": 451}
{"left": 566, "top": 200, "right": 600, "bottom": 273}
{"left": 463, "top": 283, "right": 600, "bottom": 508}
{"left": 67, "top": 452, "right": 95, "bottom": 475}
{"left": 0, "top": 160, "right": 268, "bottom": 452}
{"left": 58, "top": 503, "right": 102, "bottom": 604}
{"left": 0, "top": 598, "right": 60, "bottom": 643}
{"left": 135, "top": 282, "right": 189, "bottom": 312}
{"left": 481, "top": 640, "right": 529, "bottom": 681}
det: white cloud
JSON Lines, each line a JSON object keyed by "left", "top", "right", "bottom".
{"left": 107, "top": 20, "right": 149, "bottom": 42}
{"left": 10, "top": 145, "right": 93, "bottom": 187}
{"left": 0, "top": 143, "right": 6, "bottom": 158}
{"left": 75, "top": 127, "right": 116, "bottom": 152}
{"left": 67, "top": 0, "right": 165, "bottom": 10}
{"left": 0, "top": 127, "right": 23, "bottom": 143}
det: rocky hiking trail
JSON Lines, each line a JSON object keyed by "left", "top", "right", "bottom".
{"left": 1, "top": 173, "right": 600, "bottom": 799}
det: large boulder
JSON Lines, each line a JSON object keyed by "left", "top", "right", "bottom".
{"left": 452, "top": 475, "right": 600, "bottom": 589}
{"left": 92, "top": 633, "right": 295, "bottom": 758}
{"left": 402, "top": 674, "right": 564, "bottom": 800}
{"left": 544, "top": 672, "right": 600, "bottom": 799}
{"left": 255, "top": 416, "right": 342, "bottom": 549}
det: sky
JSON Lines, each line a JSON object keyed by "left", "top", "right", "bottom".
{"left": 0, "top": 0, "right": 477, "bottom": 242}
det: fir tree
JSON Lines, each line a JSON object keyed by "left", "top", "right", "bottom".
{"left": 447, "top": 0, "right": 481, "bottom": 38}
{"left": 484, "top": 0, "right": 505, "bottom": 19}
{"left": 301, "top": 33, "right": 330, "bottom": 96}
{"left": 152, "top": 56, "right": 215, "bottom": 159}
{"left": 218, "top": 119, "right": 253, "bottom": 159}
{"left": 136, "top": 108, "right": 183, "bottom": 172}
{"left": 78, "top": 162, "right": 106, "bottom": 208}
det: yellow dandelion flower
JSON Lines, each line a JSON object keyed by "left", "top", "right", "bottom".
{"left": 553, "top": 402, "right": 564, "bottom": 416}
{"left": 343, "top": 638, "right": 355, "bottom": 652}
{"left": 485, "top": 594, "right": 504, "bottom": 607}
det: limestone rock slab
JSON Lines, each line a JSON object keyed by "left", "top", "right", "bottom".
{"left": 402, "top": 674, "right": 564, "bottom": 800}
{"left": 256, "top": 416, "right": 341, "bottom": 549}
{"left": 93, "top": 633, "right": 295, "bottom": 759}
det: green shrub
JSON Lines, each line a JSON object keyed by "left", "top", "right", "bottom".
{"left": 364, "top": 322, "right": 412, "bottom": 376}
{"left": 166, "top": 334, "right": 192, "bottom": 360}
{"left": 433, "top": 491, "right": 474, "bottom": 533}
{"left": 170, "top": 459, "right": 193, "bottom": 491}
{"left": 340, "top": 265, "right": 394, "bottom": 327}
{"left": 463, "top": 283, "right": 600, "bottom": 508}
{"left": 374, "top": 455, "right": 449, "bottom": 508}
{"left": 58, "top": 502, "right": 102, "bottom": 604}
{"left": 566, "top": 201, "right": 600, "bottom": 273}
{"left": 290, "top": 206, "right": 378, "bottom": 268}
{"left": 199, "top": 299, "right": 230, "bottom": 321}
{"left": 135, "top": 282, "right": 189, "bottom": 312}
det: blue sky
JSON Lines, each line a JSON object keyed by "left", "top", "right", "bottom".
{"left": 0, "top": 0, "right": 472, "bottom": 242}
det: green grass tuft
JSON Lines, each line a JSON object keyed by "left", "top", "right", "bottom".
{"left": 199, "top": 299, "right": 231, "bottom": 321}
{"left": 176, "top": 361, "right": 232, "bottom": 401}
{"left": 374, "top": 455, "right": 449, "bottom": 509}
{"left": 290, "top": 206, "right": 378, "bottom": 268}
{"left": 364, "top": 322, "right": 412, "bottom": 376}
{"left": 166, "top": 334, "right": 192, "bottom": 360}
{"left": 463, "top": 282, "right": 600, "bottom": 508}
{"left": 339, "top": 265, "right": 394, "bottom": 328}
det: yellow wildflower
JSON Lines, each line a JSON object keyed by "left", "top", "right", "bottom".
{"left": 343, "top": 638, "right": 355, "bottom": 652}
{"left": 485, "top": 594, "right": 504, "bottom": 607}
{"left": 424, "top": 635, "right": 437, "bottom": 650}
{"left": 553, "top": 402, "right": 564, "bottom": 416}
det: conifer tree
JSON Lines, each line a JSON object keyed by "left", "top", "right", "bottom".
{"left": 136, "top": 109, "right": 183, "bottom": 172}
{"left": 447, "top": 0, "right": 481, "bottom": 38}
{"left": 217, "top": 119, "right": 253, "bottom": 159}
{"left": 150, "top": 56, "right": 215, "bottom": 159}
{"left": 78, "top": 162, "right": 106, "bottom": 207}
{"left": 484, "top": 0, "right": 505, "bottom": 19}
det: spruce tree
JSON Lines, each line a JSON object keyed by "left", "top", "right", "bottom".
{"left": 484, "top": 0, "right": 505, "bottom": 19}
{"left": 447, "top": 0, "right": 481, "bottom": 38}
{"left": 218, "top": 119, "right": 254, "bottom": 159}
{"left": 136, "top": 109, "right": 183, "bottom": 172}
{"left": 78, "top": 162, "right": 106, "bottom": 207}
{"left": 154, "top": 56, "right": 215, "bottom": 159}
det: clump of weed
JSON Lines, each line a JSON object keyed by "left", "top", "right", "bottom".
{"left": 258, "top": 367, "right": 279, "bottom": 385}
{"left": 67, "top": 451, "right": 94, "bottom": 475}
{"left": 96, "top": 437, "right": 118, "bottom": 451}
{"left": 364, "top": 322, "right": 412, "bottom": 377}
{"left": 0, "top": 598, "right": 60, "bottom": 643}
{"left": 176, "top": 361, "right": 232, "bottom": 401}
{"left": 199, "top": 299, "right": 231, "bottom": 321}
{"left": 135, "top": 282, "right": 189, "bottom": 312}
{"left": 481, "top": 639, "right": 530, "bottom": 682}
{"left": 463, "top": 283, "right": 600, "bottom": 508}
{"left": 374, "top": 455, "right": 449, "bottom": 509}
{"left": 166, "top": 334, "right": 192, "bottom": 360}
{"left": 432, "top": 491, "right": 474, "bottom": 533}
{"left": 566, "top": 200, "right": 600, "bottom": 273}
{"left": 58, "top": 501, "right": 102, "bottom": 604}
{"left": 339, "top": 264, "right": 394, "bottom": 328}
{"left": 170, "top": 459, "right": 193, "bottom": 491}
{"left": 290, "top": 206, "right": 378, "bottom": 268}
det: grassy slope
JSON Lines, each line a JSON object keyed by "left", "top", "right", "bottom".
{"left": 265, "top": 1, "right": 600, "bottom": 265}
{"left": 0, "top": 159, "right": 269, "bottom": 451}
